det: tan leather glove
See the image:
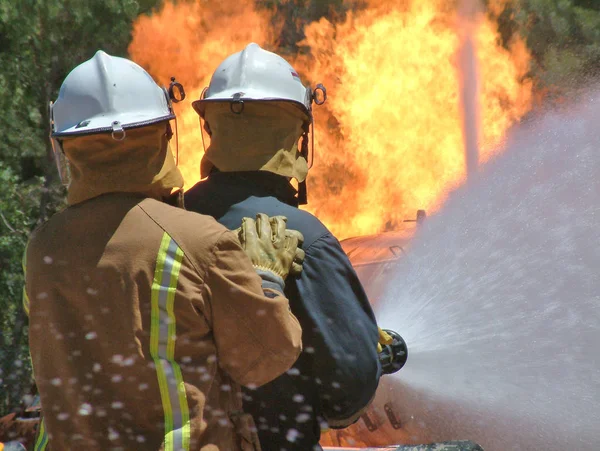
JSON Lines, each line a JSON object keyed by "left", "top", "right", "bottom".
{"left": 235, "top": 214, "right": 305, "bottom": 282}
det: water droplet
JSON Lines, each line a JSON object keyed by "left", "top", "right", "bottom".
{"left": 108, "top": 426, "right": 119, "bottom": 440}
{"left": 78, "top": 403, "right": 93, "bottom": 416}
{"left": 111, "top": 355, "right": 124, "bottom": 364}
{"left": 292, "top": 394, "right": 304, "bottom": 403}
{"left": 123, "top": 357, "right": 134, "bottom": 366}
{"left": 296, "top": 413, "right": 311, "bottom": 423}
{"left": 286, "top": 428, "right": 300, "bottom": 442}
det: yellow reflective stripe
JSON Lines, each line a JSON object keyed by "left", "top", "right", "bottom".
{"left": 23, "top": 288, "right": 30, "bottom": 316}
{"left": 151, "top": 232, "right": 190, "bottom": 451}
{"left": 22, "top": 241, "right": 29, "bottom": 316}
{"left": 21, "top": 241, "right": 27, "bottom": 273}
{"left": 34, "top": 417, "right": 48, "bottom": 450}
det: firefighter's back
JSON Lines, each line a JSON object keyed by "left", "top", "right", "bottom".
{"left": 27, "top": 193, "right": 239, "bottom": 450}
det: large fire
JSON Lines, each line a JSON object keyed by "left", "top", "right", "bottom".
{"left": 129, "top": 0, "right": 532, "bottom": 239}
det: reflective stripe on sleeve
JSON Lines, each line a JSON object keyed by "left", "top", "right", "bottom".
{"left": 151, "top": 232, "right": 190, "bottom": 451}
{"left": 34, "top": 417, "right": 48, "bottom": 451}
{"left": 22, "top": 242, "right": 29, "bottom": 316}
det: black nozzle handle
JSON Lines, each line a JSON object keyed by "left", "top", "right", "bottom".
{"left": 379, "top": 329, "right": 408, "bottom": 375}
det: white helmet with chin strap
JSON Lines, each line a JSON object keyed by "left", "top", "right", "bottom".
{"left": 192, "top": 43, "right": 326, "bottom": 204}
{"left": 49, "top": 50, "right": 185, "bottom": 185}
{"left": 192, "top": 42, "right": 325, "bottom": 119}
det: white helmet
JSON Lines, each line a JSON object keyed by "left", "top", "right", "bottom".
{"left": 49, "top": 50, "right": 184, "bottom": 184}
{"left": 192, "top": 43, "right": 326, "bottom": 119}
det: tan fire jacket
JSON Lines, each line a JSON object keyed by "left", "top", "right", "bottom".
{"left": 24, "top": 193, "right": 302, "bottom": 451}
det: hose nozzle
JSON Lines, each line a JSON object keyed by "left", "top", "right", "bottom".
{"left": 378, "top": 328, "right": 408, "bottom": 375}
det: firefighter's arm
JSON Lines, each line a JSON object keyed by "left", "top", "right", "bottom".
{"left": 297, "top": 233, "right": 381, "bottom": 428}
{"left": 204, "top": 218, "right": 303, "bottom": 388}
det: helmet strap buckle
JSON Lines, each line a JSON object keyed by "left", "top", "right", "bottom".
{"left": 230, "top": 92, "right": 245, "bottom": 114}
{"left": 111, "top": 121, "right": 126, "bottom": 141}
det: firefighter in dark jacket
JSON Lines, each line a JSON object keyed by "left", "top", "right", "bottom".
{"left": 185, "top": 43, "right": 382, "bottom": 450}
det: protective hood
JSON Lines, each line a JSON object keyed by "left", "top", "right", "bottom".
{"left": 63, "top": 124, "right": 184, "bottom": 206}
{"left": 200, "top": 102, "right": 308, "bottom": 182}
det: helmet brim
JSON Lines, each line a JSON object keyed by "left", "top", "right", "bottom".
{"left": 192, "top": 90, "right": 310, "bottom": 119}
{"left": 52, "top": 112, "right": 175, "bottom": 138}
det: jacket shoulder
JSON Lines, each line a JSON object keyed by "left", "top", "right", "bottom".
{"left": 226, "top": 198, "right": 330, "bottom": 248}
{"left": 136, "top": 198, "right": 230, "bottom": 270}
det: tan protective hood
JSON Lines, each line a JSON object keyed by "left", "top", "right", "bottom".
{"left": 63, "top": 124, "right": 184, "bottom": 206}
{"left": 201, "top": 102, "right": 309, "bottom": 181}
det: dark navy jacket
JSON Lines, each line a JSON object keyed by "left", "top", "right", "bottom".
{"left": 185, "top": 171, "right": 381, "bottom": 451}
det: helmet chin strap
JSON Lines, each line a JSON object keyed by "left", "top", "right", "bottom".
{"left": 297, "top": 120, "right": 312, "bottom": 205}
{"left": 298, "top": 84, "right": 326, "bottom": 206}
{"left": 166, "top": 77, "right": 186, "bottom": 166}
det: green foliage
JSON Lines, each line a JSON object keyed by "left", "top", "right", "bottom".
{"left": 0, "top": 165, "right": 47, "bottom": 415}
{"left": 496, "top": 0, "right": 600, "bottom": 96}
{"left": 257, "top": 0, "right": 364, "bottom": 53}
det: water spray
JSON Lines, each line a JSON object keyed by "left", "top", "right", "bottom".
{"left": 375, "top": 90, "right": 600, "bottom": 450}
{"left": 458, "top": 0, "right": 482, "bottom": 181}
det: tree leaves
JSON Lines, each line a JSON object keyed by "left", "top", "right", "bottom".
{"left": 501, "top": 0, "right": 600, "bottom": 94}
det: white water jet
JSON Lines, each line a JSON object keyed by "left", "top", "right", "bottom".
{"left": 376, "top": 91, "right": 600, "bottom": 450}
{"left": 458, "top": 0, "right": 481, "bottom": 180}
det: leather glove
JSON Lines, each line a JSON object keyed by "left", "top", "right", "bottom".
{"left": 235, "top": 214, "right": 305, "bottom": 281}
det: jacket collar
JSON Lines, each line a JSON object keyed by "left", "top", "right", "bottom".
{"left": 207, "top": 170, "right": 299, "bottom": 207}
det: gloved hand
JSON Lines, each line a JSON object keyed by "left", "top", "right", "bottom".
{"left": 235, "top": 214, "right": 305, "bottom": 282}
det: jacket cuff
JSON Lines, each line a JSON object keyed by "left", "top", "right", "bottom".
{"left": 255, "top": 269, "right": 285, "bottom": 295}
{"left": 324, "top": 391, "right": 377, "bottom": 429}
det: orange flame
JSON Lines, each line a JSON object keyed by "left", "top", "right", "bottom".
{"left": 129, "top": 0, "right": 276, "bottom": 187}
{"left": 129, "top": 0, "right": 532, "bottom": 240}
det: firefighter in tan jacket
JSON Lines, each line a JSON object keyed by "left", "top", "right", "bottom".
{"left": 24, "top": 51, "right": 303, "bottom": 451}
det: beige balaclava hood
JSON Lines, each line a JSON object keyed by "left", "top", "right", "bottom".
{"left": 200, "top": 102, "right": 309, "bottom": 181}
{"left": 63, "top": 124, "right": 184, "bottom": 206}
